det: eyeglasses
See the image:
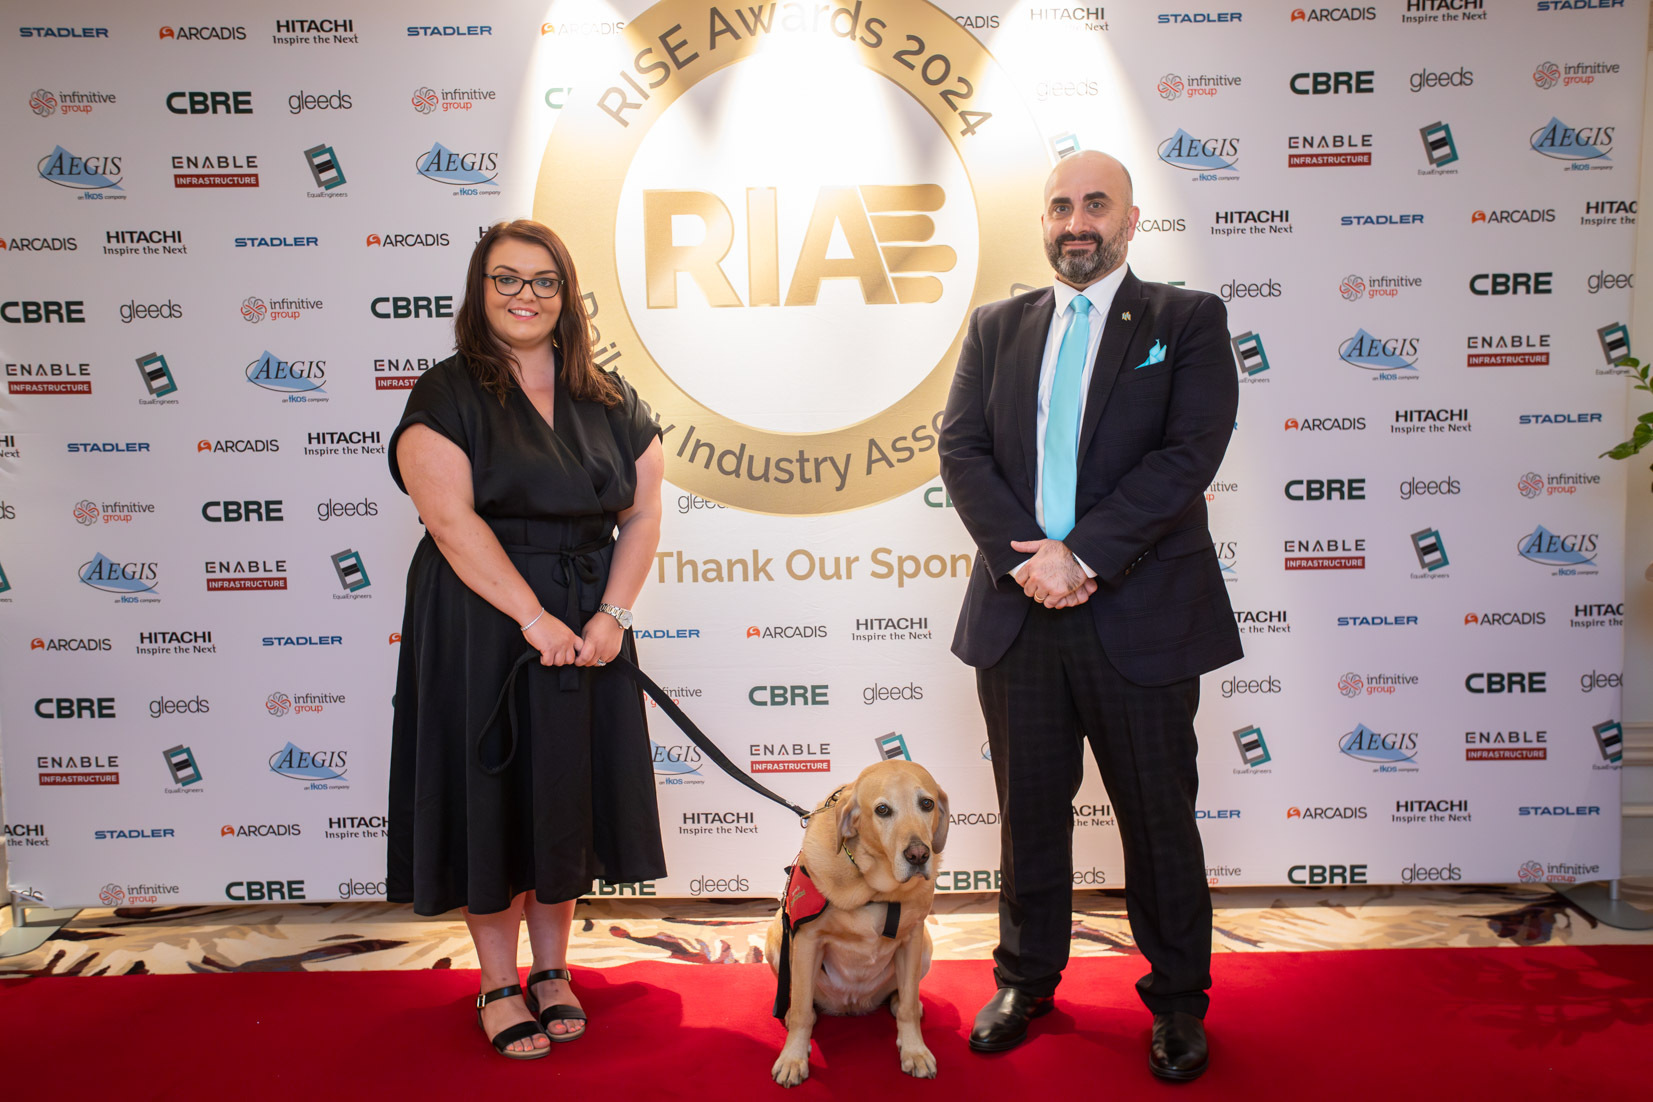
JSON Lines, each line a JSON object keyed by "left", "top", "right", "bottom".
{"left": 486, "top": 273, "right": 564, "bottom": 299}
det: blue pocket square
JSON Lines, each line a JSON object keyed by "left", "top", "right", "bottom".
{"left": 1135, "top": 340, "right": 1166, "bottom": 370}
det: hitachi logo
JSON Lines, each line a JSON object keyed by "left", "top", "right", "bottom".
{"left": 106, "top": 230, "right": 182, "bottom": 245}
{"left": 1214, "top": 210, "right": 1288, "bottom": 223}
{"left": 1397, "top": 800, "right": 1468, "bottom": 813}
{"left": 1395, "top": 409, "right": 1468, "bottom": 422}
{"left": 681, "top": 812, "right": 755, "bottom": 825}
{"left": 306, "top": 431, "right": 381, "bottom": 445}
{"left": 1574, "top": 603, "right": 1623, "bottom": 617}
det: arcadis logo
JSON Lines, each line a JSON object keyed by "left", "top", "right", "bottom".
{"left": 1290, "top": 7, "right": 1377, "bottom": 20}
{"left": 1530, "top": 118, "right": 1613, "bottom": 166}
{"left": 414, "top": 143, "right": 500, "bottom": 193}
{"left": 1157, "top": 130, "right": 1239, "bottom": 178}
{"left": 1339, "top": 330, "right": 1419, "bottom": 376}
{"left": 37, "top": 146, "right": 123, "bottom": 193}
{"left": 159, "top": 26, "right": 247, "bottom": 41}
{"left": 245, "top": 350, "right": 326, "bottom": 397}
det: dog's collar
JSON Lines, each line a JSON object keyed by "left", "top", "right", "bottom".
{"left": 841, "top": 840, "right": 859, "bottom": 870}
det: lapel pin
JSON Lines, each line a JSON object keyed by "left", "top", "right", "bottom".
{"left": 1121, "top": 311, "right": 1132, "bottom": 321}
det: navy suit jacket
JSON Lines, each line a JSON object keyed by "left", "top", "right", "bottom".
{"left": 939, "top": 270, "right": 1243, "bottom": 685}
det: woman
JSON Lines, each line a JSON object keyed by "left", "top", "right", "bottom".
{"left": 387, "top": 220, "right": 667, "bottom": 1059}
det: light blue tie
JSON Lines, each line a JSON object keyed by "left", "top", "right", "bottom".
{"left": 1042, "top": 294, "right": 1090, "bottom": 540}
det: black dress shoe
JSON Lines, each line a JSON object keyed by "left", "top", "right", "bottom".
{"left": 969, "top": 987, "right": 1054, "bottom": 1052}
{"left": 1149, "top": 1012, "right": 1208, "bottom": 1081}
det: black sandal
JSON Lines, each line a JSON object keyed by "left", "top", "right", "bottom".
{"left": 524, "top": 968, "right": 588, "bottom": 1043}
{"left": 476, "top": 984, "right": 550, "bottom": 1060}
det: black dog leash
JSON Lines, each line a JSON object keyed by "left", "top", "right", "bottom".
{"left": 474, "top": 648, "right": 812, "bottom": 821}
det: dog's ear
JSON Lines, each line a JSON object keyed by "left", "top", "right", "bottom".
{"left": 931, "top": 783, "right": 951, "bottom": 854}
{"left": 837, "top": 782, "right": 861, "bottom": 841}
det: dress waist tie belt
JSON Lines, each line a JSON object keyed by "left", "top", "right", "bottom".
{"left": 473, "top": 535, "right": 609, "bottom": 775}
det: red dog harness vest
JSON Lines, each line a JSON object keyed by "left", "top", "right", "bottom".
{"left": 772, "top": 861, "right": 901, "bottom": 1020}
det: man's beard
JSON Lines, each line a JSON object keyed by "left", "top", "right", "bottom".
{"left": 1045, "top": 226, "right": 1125, "bottom": 285}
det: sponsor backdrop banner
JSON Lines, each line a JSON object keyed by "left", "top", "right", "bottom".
{"left": 0, "top": 0, "right": 1639, "bottom": 906}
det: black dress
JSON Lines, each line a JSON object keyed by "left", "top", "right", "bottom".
{"left": 386, "top": 355, "right": 667, "bottom": 916}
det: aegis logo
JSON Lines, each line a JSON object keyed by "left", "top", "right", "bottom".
{"left": 413, "top": 142, "right": 500, "bottom": 187}
{"left": 1530, "top": 118, "right": 1613, "bottom": 162}
{"left": 653, "top": 740, "right": 704, "bottom": 777}
{"left": 1339, "top": 723, "right": 1418, "bottom": 764}
{"left": 78, "top": 553, "right": 158, "bottom": 595}
{"left": 1516, "top": 525, "right": 1598, "bottom": 568}
{"left": 245, "top": 350, "right": 325, "bottom": 394}
{"left": 1284, "top": 416, "right": 1365, "bottom": 432}
{"left": 37, "top": 147, "right": 123, "bottom": 192}
{"left": 1157, "top": 130, "right": 1239, "bottom": 175}
{"left": 643, "top": 185, "right": 956, "bottom": 308}
{"left": 365, "top": 233, "right": 449, "bottom": 247}
{"left": 1339, "top": 330, "right": 1419, "bottom": 373}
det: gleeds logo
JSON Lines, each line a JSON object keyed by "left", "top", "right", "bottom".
{"left": 1530, "top": 118, "right": 1613, "bottom": 168}
{"left": 37, "top": 146, "right": 123, "bottom": 195}
{"left": 414, "top": 143, "right": 501, "bottom": 194}
{"left": 1157, "top": 130, "right": 1239, "bottom": 179}
{"left": 245, "top": 350, "right": 326, "bottom": 400}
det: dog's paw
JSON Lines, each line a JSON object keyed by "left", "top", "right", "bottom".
{"left": 900, "top": 1045, "right": 938, "bottom": 1079}
{"left": 772, "top": 1050, "right": 811, "bottom": 1087}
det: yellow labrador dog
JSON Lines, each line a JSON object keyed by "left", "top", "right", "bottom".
{"left": 766, "top": 759, "right": 950, "bottom": 1087}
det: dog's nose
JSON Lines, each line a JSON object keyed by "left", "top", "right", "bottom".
{"left": 904, "top": 842, "right": 931, "bottom": 866}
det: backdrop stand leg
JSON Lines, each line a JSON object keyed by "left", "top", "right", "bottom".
{"left": 0, "top": 905, "right": 81, "bottom": 960}
{"left": 1558, "top": 880, "right": 1653, "bottom": 931}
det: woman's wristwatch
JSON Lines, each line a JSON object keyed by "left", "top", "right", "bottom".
{"left": 598, "top": 602, "right": 633, "bottom": 630}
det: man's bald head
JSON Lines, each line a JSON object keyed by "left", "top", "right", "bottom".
{"left": 1040, "top": 151, "right": 1139, "bottom": 288}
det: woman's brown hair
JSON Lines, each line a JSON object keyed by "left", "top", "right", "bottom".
{"left": 454, "top": 219, "right": 623, "bottom": 407}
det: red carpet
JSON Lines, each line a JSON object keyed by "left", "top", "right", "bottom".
{"left": 5, "top": 949, "right": 1648, "bottom": 1099}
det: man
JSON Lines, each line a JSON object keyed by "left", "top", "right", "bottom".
{"left": 938, "top": 150, "right": 1242, "bottom": 1081}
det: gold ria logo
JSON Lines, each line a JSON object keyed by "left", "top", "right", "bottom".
{"left": 536, "top": 0, "right": 1047, "bottom": 513}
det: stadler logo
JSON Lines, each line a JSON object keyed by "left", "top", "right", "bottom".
{"left": 1341, "top": 213, "right": 1422, "bottom": 227}
{"left": 1339, "top": 723, "right": 1419, "bottom": 766}
{"left": 1157, "top": 130, "right": 1240, "bottom": 177}
{"left": 37, "top": 146, "right": 123, "bottom": 193}
{"left": 245, "top": 350, "right": 326, "bottom": 396}
{"left": 1530, "top": 118, "right": 1613, "bottom": 165}
{"left": 1158, "top": 11, "right": 1243, "bottom": 23}
{"left": 414, "top": 143, "right": 500, "bottom": 192}
{"left": 1339, "top": 330, "right": 1419, "bottom": 375}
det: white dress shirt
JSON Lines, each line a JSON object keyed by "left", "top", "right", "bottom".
{"left": 1015, "top": 263, "right": 1131, "bottom": 581}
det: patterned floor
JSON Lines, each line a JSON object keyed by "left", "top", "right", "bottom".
{"left": 5, "top": 880, "right": 1651, "bottom": 977}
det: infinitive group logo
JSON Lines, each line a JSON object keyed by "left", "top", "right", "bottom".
{"left": 1156, "top": 71, "right": 1241, "bottom": 100}
{"left": 30, "top": 87, "right": 116, "bottom": 116}
{"left": 241, "top": 295, "right": 322, "bottom": 323}
{"left": 1534, "top": 59, "right": 1619, "bottom": 91}
{"left": 1530, "top": 118, "right": 1613, "bottom": 170}
{"left": 1518, "top": 470, "right": 1599, "bottom": 498}
{"left": 411, "top": 86, "right": 496, "bottom": 114}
